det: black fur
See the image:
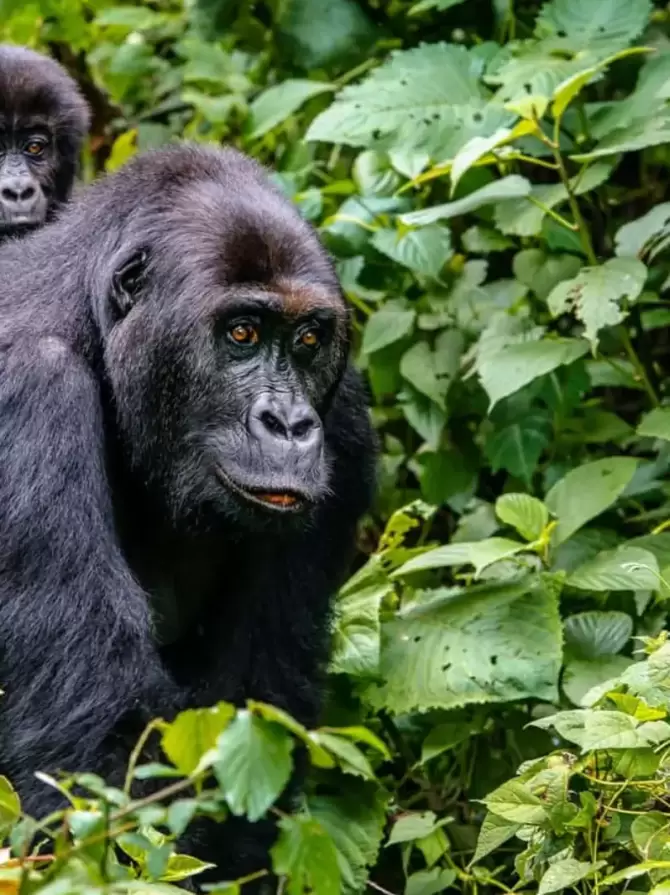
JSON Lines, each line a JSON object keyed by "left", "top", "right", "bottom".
{"left": 0, "top": 144, "right": 376, "bottom": 880}
{"left": 0, "top": 44, "right": 89, "bottom": 240}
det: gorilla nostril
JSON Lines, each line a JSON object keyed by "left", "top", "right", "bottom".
{"left": 19, "top": 186, "right": 35, "bottom": 202}
{"left": 291, "top": 418, "right": 315, "bottom": 440}
{"left": 1, "top": 188, "right": 18, "bottom": 202}
{"left": 260, "top": 410, "right": 288, "bottom": 439}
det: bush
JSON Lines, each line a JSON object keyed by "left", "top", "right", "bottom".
{"left": 4, "top": 0, "right": 670, "bottom": 893}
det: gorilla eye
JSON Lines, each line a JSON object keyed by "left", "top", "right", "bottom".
{"left": 299, "top": 329, "right": 320, "bottom": 349}
{"left": 24, "top": 139, "right": 46, "bottom": 157}
{"left": 229, "top": 323, "right": 259, "bottom": 345}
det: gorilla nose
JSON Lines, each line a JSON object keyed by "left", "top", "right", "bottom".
{"left": 249, "top": 394, "right": 321, "bottom": 445}
{"left": 1, "top": 176, "right": 37, "bottom": 211}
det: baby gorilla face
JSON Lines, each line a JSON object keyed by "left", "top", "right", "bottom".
{"left": 0, "top": 44, "right": 90, "bottom": 241}
{"left": 0, "top": 131, "right": 51, "bottom": 235}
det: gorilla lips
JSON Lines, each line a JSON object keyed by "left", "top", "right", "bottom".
{"left": 255, "top": 492, "right": 299, "bottom": 508}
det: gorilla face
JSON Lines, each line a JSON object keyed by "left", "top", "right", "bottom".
{"left": 100, "top": 168, "right": 349, "bottom": 530}
{"left": 0, "top": 45, "right": 89, "bottom": 240}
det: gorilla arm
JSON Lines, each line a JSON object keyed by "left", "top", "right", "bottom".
{"left": 0, "top": 337, "right": 174, "bottom": 813}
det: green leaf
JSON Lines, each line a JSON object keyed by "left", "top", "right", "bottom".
{"left": 0, "top": 777, "right": 20, "bottom": 832}
{"left": 309, "top": 791, "right": 387, "bottom": 894}
{"left": 247, "top": 80, "right": 333, "bottom": 139}
{"left": 401, "top": 176, "right": 531, "bottom": 226}
{"left": 405, "top": 869, "right": 458, "bottom": 895}
{"left": 483, "top": 780, "right": 547, "bottom": 825}
{"left": 420, "top": 721, "right": 476, "bottom": 764}
{"left": 564, "top": 611, "right": 634, "bottom": 658}
{"left": 161, "top": 853, "right": 216, "bottom": 883}
{"left": 638, "top": 407, "right": 670, "bottom": 441}
{"left": 400, "top": 334, "right": 460, "bottom": 408}
{"left": 567, "top": 546, "right": 660, "bottom": 591}
{"left": 388, "top": 811, "right": 442, "bottom": 846}
{"left": 372, "top": 225, "right": 452, "bottom": 279}
{"left": 362, "top": 302, "right": 416, "bottom": 354}
{"left": 271, "top": 815, "right": 340, "bottom": 895}
{"left": 392, "top": 537, "right": 528, "bottom": 579}
{"left": 545, "top": 457, "right": 638, "bottom": 545}
{"left": 485, "top": 413, "right": 553, "bottom": 484}
{"left": 214, "top": 710, "right": 293, "bottom": 822}
{"left": 95, "top": 6, "right": 168, "bottom": 29}
{"left": 538, "top": 858, "right": 606, "bottom": 895}
{"left": 547, "top": 258, "right": 648, "bottom": 349}
{"left": 573, "top": 107, "right": 670, "bottom": 162}
{"left": 563, "top": 656, "right": 632, "bottom": 706}
{"left": 410, "top": 0, "right": 467, "bottom": 12}
{"left": 495, "top": 494, "right": 549, "bottom": 542}
{"left": 513, "top": 249, "right": 583, "bottom": 301}
{"left": 494, "top": 163, "right": 611, "bottom": 237}
{"left": 616, "top": 203, "right": 670, "bottom": 261}
{"left": 311, "top": 732, "right": 375, "bottom": 779}
{"left": 478, "top": 338, "right": 589, "bottom": 409}
{"left": 162, "top": 703, "right": 235, "bottom": 776}
{"left": 536, "top": 0, "right": 651, "bottom": 51}
{"left": 307, "top": 43, "right": 511, "bottom": 162}
{"left": 462, "top": 226, "right": 514, "bottom": 254}
{"left": 365, "top": 576, "right": 562, "bottom": 713}
{"left": 275, "top": 0, "right": 378, "bottom": 71}
{"left": 331, "top": 581, "right": 389, "bottom": 677}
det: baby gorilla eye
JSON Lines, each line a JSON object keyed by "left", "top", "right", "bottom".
{"left": 24, "top": 140, "right": 46, "bottom": 157}
{"left": 229, "top": 322, "right": 259, "bottom": 345}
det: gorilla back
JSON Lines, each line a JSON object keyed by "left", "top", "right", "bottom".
{"left": 0, "top": 145, "right": 376, "bottom": 876}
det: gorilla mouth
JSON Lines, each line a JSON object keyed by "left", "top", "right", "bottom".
{"left": 215, "top": 467, "right": 308, "bottom": 513}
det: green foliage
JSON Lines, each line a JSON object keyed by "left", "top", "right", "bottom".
{"left": 5, "top": 0, "right": 670, "bottom": 892}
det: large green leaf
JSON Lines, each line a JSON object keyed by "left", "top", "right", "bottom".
{"left": 545, "top": 457, "right": 638, "bottom": 545}
{"left": 564, "top": 611, "right": 634, "bottom": 657}
{"left": 362, "top": 302, "right": 416, "bottom": 354}
{"left": 330, "top": 581, "right": 390, "bottom": 678}
{"left": 615, "top": 203, "right": 670, "bottom": 261}
{"left": 478, "top": 338, "right": 589, "bottom": 409}
{"left": 161, "top": 703, "right": 235, "bottom": 776}
{"left": 214, "top": 711, "right": 293, "bottom": 822}
{"left": 495, "top": 494, "right": 549, "bottom": 542}
{"left": 567, "top": 546, "right": 660, "bottom": 591}
{"left": 365, "top": 576, "right": 562, "bottom": 713}
{"left": 392, "top": 537, "right": 528, "bottom": 579}
{"left": 573, "top": 108, "right": 670, "bottom": 162}
{"left": 271, "top": 815, "right": 340, "bottom": 895}
{"left": 483, "top": 779, "right": 547, "bottom": 825}
{"left": 547, "top": 258, "right": 648, "bottom": 349}
{"left": 306, "top": 43, "right": 511, "bottom": 161}
{"left": 536, "top": 0, "right": 652, "bottom": 52}
{"left": 371, "top": 225, "right": 452, "bottom": 279}
{"left": 400, "top": 333, "right": 460, "bottom": 409}
{"left": 538, "top": 859, "right": 606, "bottom": 895}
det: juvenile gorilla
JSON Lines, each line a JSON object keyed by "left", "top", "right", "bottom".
{"left": 0, "top": 44, "right": 89, "bottom": 240}
{"left": 0, "top": 145, "right": 376, "bottom": 876}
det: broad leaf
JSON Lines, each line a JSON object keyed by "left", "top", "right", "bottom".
{"left": 362, "top": 302, "right": 416, "bottom": 354}
{"left": 538, "top": 859, "right": 606, "bottom": 895}
{"left": 573, "top": 108, "right": 670, "bottom": 162}
{"left": 478, "top": 338, "right": 589, "bottom": 409}
{"left": 483, "top": 780, "right": 546, "bottom": 825}
{"left": 472, "top": 812, "right": 520, "bottom": 863}
{"left": 615, "top": 202, "right": 670, "bottom": 261}
{"left": 307, "top": 43, "right": 511, "bottom": 161}
{"left": 271, "top": 815, "right": 340, "bottom": 895}
{"left": 495, "top": 494, "right": 549, "bottom": 542}
{"left": 247, "top": 80, "right": 333, "bottom": 139}
{"left": 536, "top": 0, "right": 651, "bottom": 52}
{"left": 365, "top": 576, "right": 562, "bottom": 713}
{"left": 638, "top": 407, "right": 670, "bottom": 441}
{"left": 162, "top": 703, "right": 235, "bottom": 776}
{"left": 214, "top": 711, "right": 293, "bottom": 822}
{"left": 392, "top": 537, "right": 528, "bottom": 579}
{"left": 330, "top": 582, "right": 390, "bottom": 677}
{"left": 485, "top": 413, "right": 553, "bottom": 484}
{"left": 372, "top": 225, "right": 452, "bottom": 279}
{"left": 563, "top": 656, "right": 632, "bottom": 706}
{"left": 401, "top": 176, "right": 531, "bottom": 226}
{"left": 545, "top": 457, "right": 638, "bottom": 545}
{"left": 564, "top": 611, "right": 634, "bottom": 658}
{"left": 400, "top": 333, "right": 461, "bottom": 408}
{"left": 547, "top": 258, "right": 647, "bottom": 349}
{"left": 567, "top": 546, "right": 659, "bottom": 591}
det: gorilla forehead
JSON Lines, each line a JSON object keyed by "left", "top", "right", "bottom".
{"left": 90, "top": 145, "right": 344, "bottom": 306}
{"left": 0, "top": 45, "right": 89, "bottom": 138}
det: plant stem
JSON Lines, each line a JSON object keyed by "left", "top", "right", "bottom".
{"left": 619, "top": 324, "right": 659, "bottom": 407}
{"left": 552, "top": 152, "right": 597, "bottom": 264}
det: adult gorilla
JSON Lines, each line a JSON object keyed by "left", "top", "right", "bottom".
{"left": 0, "top": 144, "right": 376, "bottom": 877}
{"left": 0, "top": 44, "right": 89, "bottom": 240}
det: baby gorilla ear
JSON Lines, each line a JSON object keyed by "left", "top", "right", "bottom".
{"left": 111, "top": 249, "right": 149, "bottom": 317}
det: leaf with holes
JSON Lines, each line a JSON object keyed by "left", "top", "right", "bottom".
{"left": 547, "top": 258, "right": 647, "bottom": 349}
{"left": 536, "top": 0, "right": 651, "bottom": 53}
{"left": 364, "top": 576, "right": 562, "bottom": 713}
{"left": 306, "top": 43, "right": 512, "bottom": 161}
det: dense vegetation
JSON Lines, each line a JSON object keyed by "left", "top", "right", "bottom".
{"left": 4, "top": 0, "right": 670, "bottom": 893}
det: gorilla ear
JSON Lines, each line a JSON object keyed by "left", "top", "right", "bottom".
{"left": 111, "top": 250, "right": 149, "bottom": 317}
